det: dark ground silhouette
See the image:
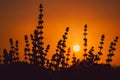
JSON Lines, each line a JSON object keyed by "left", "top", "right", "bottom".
{"left": 0, "top": 4, "right": 120, "bottom": 80}
{"left": 0, "top": 63, "right": 120, "bottom": 80}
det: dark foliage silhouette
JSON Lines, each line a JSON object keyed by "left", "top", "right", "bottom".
{"left": 0, "top": 3, "right": 120, "bottom": 80}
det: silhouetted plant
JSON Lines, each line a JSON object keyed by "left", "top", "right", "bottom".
{"left": 83, "top": 24, "right": 88, "bottom": 60}
{"left": 60, "top": 27, "right": 69, "bottom": 69}
{"left": 9, "top": 38, "right": 15, "bottom": 63}
{"left": 24, "top": 35, "right": 32, "bottom": 63}
{"left": 14, "top": 40, "right": 19, "bottom": 62}
{"left": 50, "top": 27, "right": 69, "bottom": 70}
{"left": 30, "top": 4, "right": 50, "bottom": 67}
{"left": 106, "top": 36, "right": 119, "bottom": 64}
{"left": 94, "top": 34, "right": 105, "bottom": 63}
{"left": 3, "top": 49, "right": 9, "bottom": 64}
{"left": 9, "top": 38, "right": 20, "bottom": 63}
{"left": 86, "top": 46, "right": 94, "bottom": 65}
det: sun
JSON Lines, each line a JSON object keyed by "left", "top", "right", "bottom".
{"left": 73, "top": 45, "right": 80, "bottom": 52}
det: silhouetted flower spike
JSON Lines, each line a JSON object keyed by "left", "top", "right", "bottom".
{"left": 60, "top": 27, "right": 69, "bottom": 68}
{"left": 14, "top": 40, "right": 19, "bottom": 62}
{"left": 9, "top": 38, "right": 18, "bottom": 63}
{"left": 83, "top": 24, "right": 88, "bottom": 60}
{"left": 94, "top": 34, "right": 105, "bottom": 63}
{"left": 106, "top": 36, "right": 119, "bottom": 64}
{"left": 30, "top": 3, "right": 49, "bottom": 67}
{"left": 51, "top": 27, "right": 69, "bottom": 70}
{"left": 9, "top": 38, "right": 19, "bottom": 63}
{"left": 38, "top": 4, "right": 44, "bottom": 25}
{"left": 24, "top": 35, "right": 32, "bottom": 63}
{"left": 3, "top": 49, "right": 9, "bottom": 64}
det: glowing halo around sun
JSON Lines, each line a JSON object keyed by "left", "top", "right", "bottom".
{"left": 73, "top": 45, "right": 80, "bottom": 52}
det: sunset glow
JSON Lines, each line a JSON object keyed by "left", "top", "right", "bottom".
{"left": 0, "top": 0, "right": 120, "bottom": 66}
{"left": 73, "top": 45, "right": 80, "bottom": 52}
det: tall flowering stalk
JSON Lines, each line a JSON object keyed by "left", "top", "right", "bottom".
{"left": 50, "top": 40, "right": 62, "bottom": 70}
{"left": 9, "top": 38, "right": 19, "bottom": 63}
{"left": 51, "top": 27, "right": 69, "bottom": 70}
{"left": 30, "top": 4, "right": 50, "bottom": 67}
{"left": 94, "top": 34, "right": 105, "bottom": 63}
{"left": 24, "top": 35, "right": 32, "bottom": 63}
{"left": 14, "top": 40, "right": 19, "bottom": 62}
{"left": 106, "top": 36, "right": 119, "bottom": 64}
{"left": 83, "top": 24, "right": 88, "bottom": 60}
{"left": 9, "top": 38, "right": 15, "bottom": 63}
{"left": 60, "top": 27, "right": 69, "bottom": 68}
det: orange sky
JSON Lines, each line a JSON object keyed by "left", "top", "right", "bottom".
{"left": 0, "top": 0, "right": 120, "bottom": 66}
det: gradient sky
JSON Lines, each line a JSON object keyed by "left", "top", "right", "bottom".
{"left": 0, "top": 0, "right": 120, "bottom": 66}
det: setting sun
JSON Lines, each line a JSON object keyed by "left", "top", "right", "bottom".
{"left": 73, "top": 45, "right": 80, "bottom": 52}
